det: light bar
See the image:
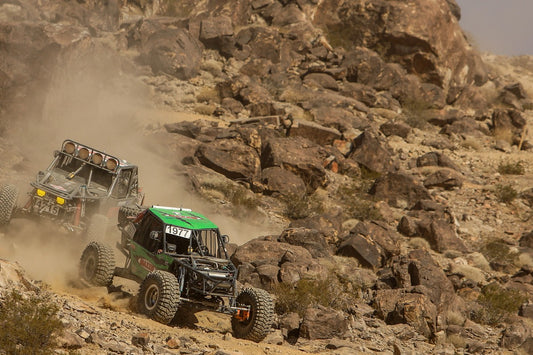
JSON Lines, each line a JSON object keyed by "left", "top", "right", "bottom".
{"left": 152, "top": 205, "right": 192, "bottom": 211}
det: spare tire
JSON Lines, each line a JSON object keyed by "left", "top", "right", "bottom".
{"left": 118, "top": 205, "right": 144, "bottom": 227}
{"left": 231, "top": 287, "right": 274, "bottom": 342}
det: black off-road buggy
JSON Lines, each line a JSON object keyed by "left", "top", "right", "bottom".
{"left": 79, "top": 205, "right": 274, "bottom": 342}
{"left": 0, "top": 139, "right": 143, "bottom": 238}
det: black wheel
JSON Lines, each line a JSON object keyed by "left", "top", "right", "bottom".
{"left": 86, "top": 213, "right": 109, "bottom": 241}
{"left": 137, "top": 270, "right": 180, "bottom": 324}
{"left": 79, "top": 241, "right": 115, "bottom": 286}
{"left": 231, "top": 287, "right": 274, "bottom": 342}
{"left": 0, "top": 184, "right": 17, "bottom": 225}
{"left": 118, "top": 205, "right": 143, "bottom": 227}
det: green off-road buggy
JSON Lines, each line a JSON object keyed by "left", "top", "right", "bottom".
{"left": 79, "top": 206, "right": 274, "bottom": 342}
{"left": 0, "top": 139, "right": 143, "bottom": 238}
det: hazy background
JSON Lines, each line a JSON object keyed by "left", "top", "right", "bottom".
{"left": 457, "top": 0, "right": 533, "bottom": 55}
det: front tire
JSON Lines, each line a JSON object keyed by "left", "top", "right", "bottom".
{"left": 0, "top": 184, "right": 18, "bottom": 225}
{"left": 137, "top": 270, "right": 180, "bottom": 324}
{"left": 79, "top": 241, "right": 115, "bottom": 286}
{"left": 231, "top": 287, "right": 274, "bottom": 342}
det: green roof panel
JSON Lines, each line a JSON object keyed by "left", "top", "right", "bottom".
{"left": 149, "top": 206, "right": 219, "bottom": 230}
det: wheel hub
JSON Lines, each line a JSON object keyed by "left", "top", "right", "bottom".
{"left": 144, "top": 284, "right": 160, "bottom": 311}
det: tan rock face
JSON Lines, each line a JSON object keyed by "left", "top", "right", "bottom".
{"left": 0, "top": 259, "right": 36, "bottom": 291}
{"left": 313, "top": 0, "right": 487, "bottom": 89}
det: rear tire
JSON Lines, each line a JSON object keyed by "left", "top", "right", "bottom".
{"left": 0, "top": 184, "right": 18, "bottom": 225}
{"left": 137, "top": 270, "right": 180, "bottom": 324}
{"left": 79, "top": 241, "right": 115, "bottom": 286}
{"left": 231, "top": 287, "right": 274, "bottom": 342}
{"left": 86, "top": 213, "right": 109, "bottom": 241}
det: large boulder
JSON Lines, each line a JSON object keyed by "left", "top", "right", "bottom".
{"left": 337, "top": 221, "right": 401, "bottom": 269}
{"left": 232, "top": 237, "right": 324, "bottom": 288}
{"left": 134, "top": 19, "right": 203, "bottom": 79}
{"left": 279, "top": 228, "right": 331, "bottom": 258}
{"left": 261, "top": 167, "right": 307, "bottom": 198}
{"left": 417, "top": 217, "right": 468, "bottom": 253}
{"left": 288, "top": 120, "right": 342, "bottom": 146}
{"left": 423, "top": 168, "right": 464, "bottom": 190}
{"left": 196, "top": 139, "right": 261, "bottom": 181}
{"left": 199, "top": 16, "right": 235, "bottom": 56}
{"left": 349, "top": 130, "right": 395, "bottom": 173}
{"left": 261, "top": 137, "right": 328, "bottom": 192}
{"left": 369, "top": 172, "right": 432, "bottom": 209}
{"left": 299, "top": 306, "right": 349, "bottom": 340}
{"left": 416, "top": 152, "right": 460, "bottom": 171}
{"left": 313, "top": 0, "right": 488, "bottom": 89}
{"left": 374, "top": 289, "right": 437, "bottom": 338}
{"left": 390, "top": 249, "right": 456, "bottom": 313}
{"left": 310, "top": 106, "right": 370, "bottom": 133}
{"left": 234, "top": 26, "right": 282, "bottom": 63}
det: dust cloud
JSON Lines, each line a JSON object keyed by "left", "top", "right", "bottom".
{"left": 0, "top": 37, "right": 280, "bottom": 292}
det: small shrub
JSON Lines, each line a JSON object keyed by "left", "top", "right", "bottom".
{"left": 359, "top": 166, "right": 381, "bottom": 182}
{"left": 279, "top": 87, "right": 313, "bottom": 105}
{"left": 282, "top": 193, "right": 323, "bottom": 220}
{"left": 472, "top": 283, "right": 527, "bottom": 325}
{"left": 498, "top": 160, "right": 525, "bottom": 175}
{"left": 495, "top": 184, "right": 517, "bottom": 204}
{"left": 522, "top": 101, "right": 533, "bottom": 111}
{"left": 518, "top": 253, "right": 533, "bottom": 268}
{"left": 334, "top": 177, "right": 383, "bottom": 221}
{"left": 460, "top": 138, "right": 481, "bottom": 151}
{"left": 480, "top": 239, "right": 519, "bottom": 266}
{"left": 452, "top": 264, "right": 486, "bottom": 284}
{"left": 466, "top": 252, "right": 491, "bottom": 272}
{"left": 323, "top": 24, "right": 360, "bottom": 51}
{"left": 0, "top": 289, "right": 64, "bottom": 354}
{"left": 160, "top": 0, "right": 194, "bottom": 17}
{"left": 272, "top": 270, "right": 360, "bottom": 316}
{"left": 201, "top": 182, "right": 259, "bottom": 217}
{"left": 346, "top": 199, "right": 383, "bottom": 221}
{"left": 196, "top": 87, "right": 220, "bottom": 103}
{"left": 493, "top": 127, "right": 514, "bottom": 144}
{"left": 408, "top": 237, "right": 431, "bottom": 250}
{"left": 447, "top": 334, "right": 467, "bottom": 349}
{"left": 193, "top": 103, "right": 216, "bottom": 115}
{"left": 402, "top": 98, "right": 432, "bottom": 129}
{"left": 446, "top": 311, "right": 466, "bottom": 326}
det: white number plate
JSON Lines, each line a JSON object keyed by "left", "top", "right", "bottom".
{"left": 165, "top": 225, "right": 191, "bottom": 239}
{"left": 34, "top": 199, "right": 60, "bottom": 216}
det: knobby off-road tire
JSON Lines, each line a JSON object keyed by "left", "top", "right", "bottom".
{"left": 0, "top": 184, "right": 18, "bottom": 225}
{"left": 231, "top": 287, "right": 274, "bottom": 342}
{"left": 137, "top": 270, "right": 180, "bottom": 324}
{"left": 118, "top": 205, "right": 143, "bottom": 227}
{"left": 86, "top": 213, "right": 109, "bottom": 241}
{"left": 79, "top": 241, "right": 115, "bottom": 286}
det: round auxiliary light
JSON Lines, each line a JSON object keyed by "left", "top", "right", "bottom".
{"left": 92, "top": 153, "right": 103, "bottom": 165}
{"left": 63, "top": 141, "right": 76, "bottom": 154}
{"left": 78, "top": 147, "right": 90, "bottom": 160}
{"left": 106, "top": 158, "right": 118, "bottom": 170}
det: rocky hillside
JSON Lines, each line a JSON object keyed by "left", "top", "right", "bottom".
{"left": 1, "top": 0, "right": 533, "bottom": 354}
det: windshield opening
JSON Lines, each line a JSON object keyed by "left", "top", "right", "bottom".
{"left": 50, "top": 153, "right": 114, "bottom": 191}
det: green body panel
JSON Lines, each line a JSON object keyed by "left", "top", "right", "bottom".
{"left": 149, "top": 207, "right": 218, "bottom": 230}
{"left": 129, "top": 240, "right": 172, "bottom": 280}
